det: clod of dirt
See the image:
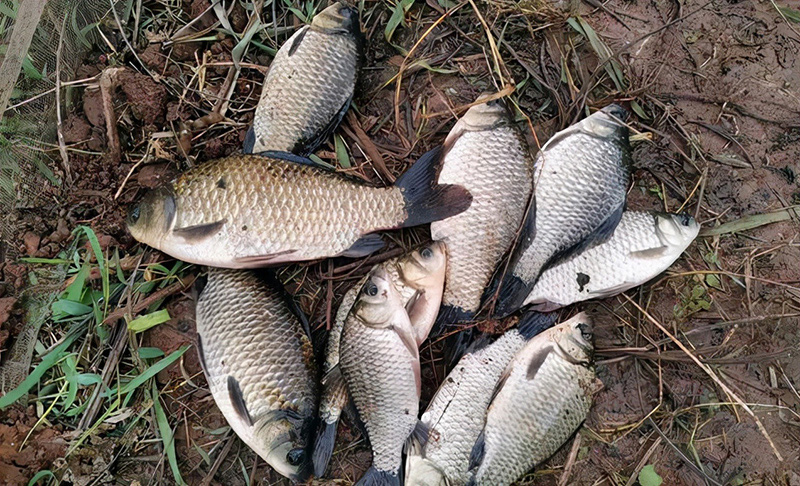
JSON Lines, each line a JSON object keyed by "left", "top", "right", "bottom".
{"left": 116, "top": 69, "right": 167, "bottom": 125}
{"left": 0, "top": 297, "right": 16, "bottom": 326}
{"left": 189, "top": 0, "right": 216, "bottom": 30}
{"left": 47, "top": 219, "right": 71, "bottom": 244}
{"left": 82, "top": 88, "right": 105, "bottom": 127}
{"left": 140, "top": 43, "right": 167, "bottom": 72}
{"left": 137, "top": 162, "right": 178, "bottom": 188}
{"left": 62, "top": 115, "right": 92, "bottom": 144}
{"left": 22, "top": 232, "right": 40, "bottom": 257}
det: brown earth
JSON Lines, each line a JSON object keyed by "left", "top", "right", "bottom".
{"left": 1, "top": 0, "right": 800, "bottom": 484}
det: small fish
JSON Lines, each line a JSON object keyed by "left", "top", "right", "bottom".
{"left": 467, "top": 313, "right": 599, "bottom": 486}
{"left": 526, "top": 211, "right": 700, "bottom": 311}
{"left": 127, "top": 151, "right": 471, "bottom": 268}
{"left": 339, "top": 266, "right": 426, "bottom": 486}
{"left": 195, "top": 269, "right": 316, "bottom": 482}
{"left": 313, "top": 242, "right": 447, "bottom": 476}
{"left": 405, "top": 312, "right": 557, "bottom": 486}
{"left": 492, "top": 105, "right": 631, "bottom": 317}
{"left": 244, "top": 3, "right": 362, "bottom": 156}
{"left": 430, "top": 97, "right": 534, "bottom": 323}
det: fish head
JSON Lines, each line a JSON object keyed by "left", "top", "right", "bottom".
{"left": 582, "top": 103, "right": 628, "bottom": 139}
{"left": 398, "top": 241, "right": 447, "bottom": 290}
{"left": 405, "top": 454, "right": 449, "bottom": 486}
{"left": 553, "top": 312, "right": 594, "bottom": 363}
{"left": 655, "top": 212, "right": 701, "bottom": 248}
{"left": 354, "top": 266, "right": 402, "bottom": 327}
{"left": 445, "top": 95, "right": 510, "bottom": 145}
{"left": 126, "top": 185, "right": 176, "bottom": 248}
{"left": 256, "top": 416, "right": 313, "bottom": 482}
{"left": 312, "top": 2, "right": 360, "bottom": 34}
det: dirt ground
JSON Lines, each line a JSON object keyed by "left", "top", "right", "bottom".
{"left": 1, "top": 0, "right": 800, "bottom": 484}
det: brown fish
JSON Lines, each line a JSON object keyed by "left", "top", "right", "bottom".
{"left": 127, "top": 151, "right": 471, "bottom": 268}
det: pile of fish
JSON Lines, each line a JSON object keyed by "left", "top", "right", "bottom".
{"left": 126, "top": 3, "right": 700, "bottom": 485}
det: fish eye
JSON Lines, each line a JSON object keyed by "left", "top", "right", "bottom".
{"left": 577, "top": 323, "right": 591, "bottom": 340}
{"left": 287, "top": 448, "right": 305, "bottom": 466}
{"left": 365, "top": 282, "right": 378, "bottom": 297}
{"left": 420, "top": 246, "right": 434, "bottom": 259}
{"left": 679, "top": 213, "right": 691, "bottom": 226}
{"left": 128, "top": 205, "right": 141, "bottom": 224}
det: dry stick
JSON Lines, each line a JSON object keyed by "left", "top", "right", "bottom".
{"left": 622, "top": 294, "right": 784, "bottom": 462}
{"left": 54, "top": 15, "right": 72, "bottom": 185}
{"left": 77, "top": 321, "right": 129, "bottom": 430}
{"left": 199, "top": 432, "right": 236, "bottom": 486}
{"left": 99, "top": 68, "right": 124, "bottom": 164}
{"left": 0, "top": 0, "right": 48, "bottom": 120}
{"left": 557, "top": 433, "right": 582, "bottom": 486}
{"left": 346, "top": 111, "right": 394, "bottom": 183}
{"left": 102, "top": 275, "right": 196, "bottom": 325}
{"left": 623, "top": 436, "right": 662, "bottom": 486}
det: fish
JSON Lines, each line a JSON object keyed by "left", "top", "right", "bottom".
{"left": 313, "top": 242, "right": 447, "bottom": 476}
{"left": 429, "top": 97, "right": 534, "bottom": 323}
{"left": 126, "top": 151, "right": 471, "bottom": 268}
{"left": 243, "top": 3, "right": 362, "bottom": 156}
{"left": 491, "top": 104, "right": 631, "bottom": 317}
{"left": 405, "top": 312, "right": 558, "bottom": 486}
{"left": 525, "top": 211, "right": 700, "bottom": 311}
{"left": 339, "top": 266, "right": 426, "bottom": 485}
{"left": 195, "top": 269, "right": 317, "bottom": 482}
{"left": 466, "top": 313, "right": 599, "bottom": 486}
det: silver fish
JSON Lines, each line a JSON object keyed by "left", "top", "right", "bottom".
{"left": 313, "top": 242, "right": 447, "bottom": 476}
{"left": 339, "top": 266, "right": 424, "bottom": 485}
{"left": 126, "top": 152, "right": 471, "bottom": 268}
{"left": 405, "top": 312, "right": 557, "bottom": 486}
{"left": 244, "top": 3, "right": 362, "bottom": 156}
{"left": 526, "top": 211, "right": 700, "bottom": 311}
{"left": 430, "top": 97, "right": 534, "bottom": 323}
{"left": 493, "top": 105, "right": 631, "bottom": 317}
{"left": 195, "top": 269, "right": 316, "bottom": 482}
{"left": 467, "top": 313, "right": 598, "bottom": 486}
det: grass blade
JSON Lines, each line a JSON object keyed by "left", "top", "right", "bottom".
{"left": 127, "top": 309, "right": 171, "bottom": 333}
{"left": 700, "top": 207, "right": 796, "bottom": 236}
{"left": 152, "top": 383, "right": 186, "bottom": 485}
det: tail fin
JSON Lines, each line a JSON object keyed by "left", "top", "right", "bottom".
{"left": 355, "top": 467, "right": 401, "bottom": 486}
{"left": 491, "top": 273, "right": 533, "bottom": 319}
{"left": 395, "top": 147, "right": 472, "bottom": 228}
{"left": 312, "top": 420, "right": 338, "bottom": 477}
{"left": 516, "top": 311, "right": 558, "bottom": 339}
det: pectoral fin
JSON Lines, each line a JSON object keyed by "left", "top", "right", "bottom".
{"left": 227, "top": 376, "right": 253, "bottom": 426}
{"left": 173, "top": 219, "right": 226, "bottom": 242}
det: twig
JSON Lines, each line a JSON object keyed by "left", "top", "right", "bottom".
{"left": 199, "top": 432, "right": 236, "bottom": 486}
{"left": 557, "top": 433, "right": 582, "bottom": 486}
{"left": 623, "top": 436, "right": 662, "bottom": 486}
{"left": 0, "top": 0, "right": 48, "bottom": 121}
{"left": 646, "top": 418, "right": 723, "bottom": 486}
{"left": 623, "top": 295, "right": 784, "bottom": 462}
{"left": 99, "top": 68, "right": 124, "bottom": 164}
{"left": 54, "top": 15, "right": 72, "bottom": 185}
{"left": 346, "top": 111, "right": 394, "bottom": 183}
{"left": 77, "top": 321, "right": 129, "bottom": 430}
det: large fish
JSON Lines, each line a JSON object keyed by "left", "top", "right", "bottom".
{"left": 195, "top": 269, "right": 316, "bottom": 482}
{"left": 492, "top": 105, "right": 631, "bottom": 317}
{"left": 467, "top": 313, "right": 599, "bottom": 486}
{"left": 405, "top": 312, "right": 557, "bottom": 486}
{"left": 243, "top": 3, "right": 362, "bottom": 156}
{"left": 526, "top": 211, "right": 700, "bottom": 311}
{"left": 430, "top": 97, "right": 534, "bottom": 323}
{"left": 313, "top": 242, "right": 447, "bottom": 476}
{"left": 339, "top": 266, "right": 425, "bottom": 485}
{"left": 127, "top": 151, "right": 471, "bottom": 268}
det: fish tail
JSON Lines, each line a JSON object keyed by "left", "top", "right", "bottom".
{"left": 490, "top": 273, "right": 534, "bottom": 318}
{"left": 516, "top": 310, "right": 558, "bottom": 340}
{"left": 355, "top": 467, "right": 400, "bottom": 486}
{"left": 395, "top": 147, "right": 472, "bottom": 228}
{"left": 312, "top": 419, "right": 338, "bottom": 477}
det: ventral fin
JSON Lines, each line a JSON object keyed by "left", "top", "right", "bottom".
{"left": 227, "top": 376, "right": 253, "bottom": 426}
{"left": 233, "top": 249, "right": 298, "bottom": 267}
{"left": 339, "top": 234, "right": 385, "bottom": 258}
{"left": 173, "top": 219, "right": 226, "bottom": 242}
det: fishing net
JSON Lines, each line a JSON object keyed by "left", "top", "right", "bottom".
{"left": 0, "top": 0, "right": 114, "bottom": 392}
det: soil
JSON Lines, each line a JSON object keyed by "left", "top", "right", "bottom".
{"left": 2, "top": 0, "right": 800, "bottom": 485}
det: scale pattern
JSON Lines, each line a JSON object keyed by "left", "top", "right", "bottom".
{"left": 195, "top": 269, "right": 316, "bottom": 458}
{"left": 251, "top": 26, "right": 358, "bottom": 154}
{"left": 340, "top": 308, "right": 419, "bottom": 475}
{"left": 511, "top": 109, "right": 630, "bottom": 283}
{"left": 431, "top": 126, "right": 533, "bottom": 314}
{"left": 526, "top": 211, "right": 699, "bottom": 309}
{"left": 170, "top": 154, "right": 405, "bottom": 265}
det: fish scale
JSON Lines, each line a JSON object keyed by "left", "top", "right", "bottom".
{"left": 526, "top": 211, "right": 700, "bottom": 310}
{"left": 195, "top": 269, "right": 316, "bottom": 481}
{"left": 249, "top": 7, "right": 359, "bottom": 155}
{"left": 430, "top": 104, "right": 533, "bottom": 319}
{"left": 470, "top": 315, "right": 596, "bottom": 486}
